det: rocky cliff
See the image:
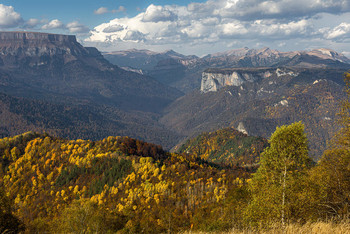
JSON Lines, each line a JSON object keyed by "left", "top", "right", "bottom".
{"left": 200, "top": 68, "right": 299, "bottom": 93}
{"left": 0, "top": 31, "right": 88, "bottom": 57}
{"left": 0, "top": 31, "right": 76, "bottom": 43}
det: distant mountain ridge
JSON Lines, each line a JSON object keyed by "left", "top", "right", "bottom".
{"left": 203, "top": 47, "right": 350, "bottom": 64}
{"left": 103, "top": 47, "right": 350, "bottom": 93}
{"left": 103, "top": 49, "right": 197, "bottom": 70}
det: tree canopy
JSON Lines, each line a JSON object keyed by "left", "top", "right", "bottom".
{"left": 245, "top": 122, "right": 312, "bottom": 226}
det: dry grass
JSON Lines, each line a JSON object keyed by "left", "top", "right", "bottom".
{"left": 181, "top": 221, "right": 350, "bottom": 234}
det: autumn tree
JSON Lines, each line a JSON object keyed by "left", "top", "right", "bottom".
{"left": 310, "top": 72, "right": 350, "bottom": 218}
{"left": 53, "top": 199, "right": 126, "bottom": 233}
{"left": 0, "top": 186, "right": 25, "bottom": 233}
{"left": 245, "top": 122, "right": 312, "bottom": 227}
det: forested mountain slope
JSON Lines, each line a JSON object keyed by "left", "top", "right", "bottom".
{"left": 162, "top": 67, "right": 345, "bottom": 160}
{"left": 0, "top": 132, "right": 251, "bottom": 233}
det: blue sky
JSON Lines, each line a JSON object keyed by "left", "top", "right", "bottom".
{"left": 3, "top": 0, "right": 205, "bottom": 27}
{"left": 0, "top": 0, "right": 350, "bottom": 56}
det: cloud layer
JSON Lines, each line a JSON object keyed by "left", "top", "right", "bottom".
{"left": 0, "top": 4, "right": 23, "bottom": 28}
{"left": 0, "top": 1, "right": 348, "bottom": 56}
{"left": 0, "top": 4, "right": 90, "bottom": 35}
{"left": 86, "top": 0, "right": 350, "bottom": 54}
{"left": 94, "top": 6, "right": 126, "bottom": 15}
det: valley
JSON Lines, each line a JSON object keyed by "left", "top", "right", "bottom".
{"left": 1, "top": 31, "right": 349, "bottom": 160}
{"left": 1, "top": 31, "right": 350, "bottom": 233}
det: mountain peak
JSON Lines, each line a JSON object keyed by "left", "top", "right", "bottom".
{"left": 161, "top": 49, "right": 189, "bottom": 59}
{"left": 306, "top": 48, "right": 350, "bottom": 63}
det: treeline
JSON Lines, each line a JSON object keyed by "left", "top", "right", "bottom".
{"left": 0, "top": 92, "right": 181, "bottom": 149}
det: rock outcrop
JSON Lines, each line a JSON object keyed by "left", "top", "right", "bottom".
{"left": 0, "top": 31, "right": 87, "bottom": 56}
{"left": 200, "top": 67, "right": 302, "bottom": 93}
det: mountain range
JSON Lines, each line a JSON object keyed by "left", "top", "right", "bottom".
{"left": 104, "top": 47, "right": 350, "bottom": 93}
{"left": 0, "top": 31, "right": 350, "bottom": 160}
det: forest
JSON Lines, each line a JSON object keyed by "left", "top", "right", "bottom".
{"left": 1, "top": 73, "right": 350, "bottom": 233}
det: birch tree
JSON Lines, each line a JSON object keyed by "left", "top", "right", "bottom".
{"left": 245, "top": 122, "right": 312, "bottom": 227}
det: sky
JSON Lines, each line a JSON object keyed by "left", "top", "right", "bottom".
{"left": 0, "top": 0, "right": 350, "bottom": 56}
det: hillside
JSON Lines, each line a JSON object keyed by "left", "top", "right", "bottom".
{"left": 0, "top": 92, "right": 181, "bottom": 148}
{"left": 0, "top": 32, "right": 182, "bottom": 113}
{"left": 161, "top": 67, "right": 346, "bottom": 160}
{"left": 0, "top": 132, "right": 251, "bottom": 233}
{"left": 177, "top": 127, "right": 268, "bottom": 166}
{"left": 2, "top": 125, "right": 350, "bottom": 233}
{"left": 0, "top": 31, "right": 185, "bottom": 148}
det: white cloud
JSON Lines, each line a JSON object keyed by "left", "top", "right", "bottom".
{"left": 41, "top": 19, "right": 64, "bottom": 30}
{"left": 95, "top": 6, "right": 126, "bottom": 15}
{"left": 251, "top": 19, "right": 311, "bottom": 38}
{"left": 66, "top": 21, "right": 89, "bottom": 33}
{"left": 324, "top": 22, "right": 350, "bottom": 40}
{"left": 113, "top": 6, "right": 126, "bottom": 13}
{"left": 94, "top": 7, "right": 109, "bottom": 15}
{"left": 24, "top": 18, "right": 40, "bottom": 28}
{"left": 342, "top": 51, "right": 350, "bottom": 58}
{"left": 216, "top": 0, "right": 350, "bottom": 20}
{"left": 102, "top": 24, "right": 124, "bottom": 33}
{"left": 0, "top": 4, "right": 22, "bottom": 28}
{"left": 85, "top": 0, "right": 350, "bottom": 55}
{"left": 221, "top": 22, "right": 248, "bottom": 37}
{"left": 142, "top": 4, "right": 177, "bottom": 22}
{"left": 123, "top": 30, "right": 146, "bottom": 41}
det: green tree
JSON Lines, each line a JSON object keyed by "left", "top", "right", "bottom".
{"left": 309, "top": 72, "right": 350, "bottom": 219}
{"left": 245, "top": 122, "right": 312, "bottom": 227}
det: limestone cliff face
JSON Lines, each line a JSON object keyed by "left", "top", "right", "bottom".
{"left": 201, "top": 69, "right": 267, "bottom": 93}
{"left": 0, "top": 31, "right": 107, "bottom": 69}
{"left": 0, "top": 31, "right": 76, "bottom": 42}
{"left": 0, "top": 31, "right": 88, "bottom": 57}
{"left": 201, "top": 72, "right": 244, "bottom": 92}
{"left": 200, "top": 68, "right": 300, "bottom": 93}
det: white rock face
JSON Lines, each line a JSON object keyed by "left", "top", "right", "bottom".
{"left": 280, "top": 100, "right": 288, "bottom": 106}
{"left": 276, "top": 68, "right": 299, "bottom": 77}
{"left": 237, "top": 122, "right": 248, "bottom": 135}
{"left": 201, "top": 71, "right": 256, "bottom": 93}
{"left": 200, "top": 68, "right": 300, "bottom": 93}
